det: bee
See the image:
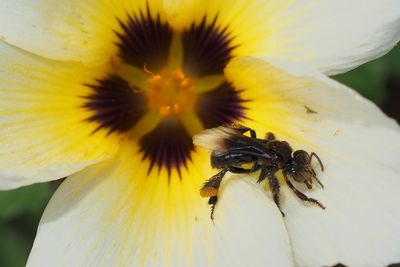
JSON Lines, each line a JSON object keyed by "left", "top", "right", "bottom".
{"left": 193, "top": 124, "right": 325, "bottom": 220}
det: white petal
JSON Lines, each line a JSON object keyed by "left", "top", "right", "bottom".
{"left": 166, "top": 0, "right": 400, "bottom": 75}
{"left": 225, "top": 57, "right": 400, "bottom": 267}
{"left": 28, "top": 144, "right": 293, "bottom": 267}
{"left": 0, "top": 0, "right": 165, "bottom": 66}
{"left": 262, "top": 0, "right": 400, "bottom": 75}
{"left": 0, "top": 42, "right": 120, "bottom": 189}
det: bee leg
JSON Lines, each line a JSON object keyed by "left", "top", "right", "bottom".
{"left": 256, "top": 166, "right": 268, "bottom": 183}
{"left": 200, "top": 169, "right": 227, "bottom": 198}
{"left": 265, "top": 132, "right": 276, "bottom": 142}
{"left": 259, "top": 168, "right": 285, "bottom": 216}
{"left": 283, "top": 173, "right": 325, "bottom": 209}
{"left": 250, "top": 129, "right": 256, "bottom": 138}
{"left": 304, "top": 180, "right": 312, "bottom": 189}
{"left": 200, "top": 169, "right": 227, "bottom": 221}
{"left": 228, "top": 162, "right": 262, "bottom": 174}
{"left": 208, "top": 196, "right": 218, "bottom": 221}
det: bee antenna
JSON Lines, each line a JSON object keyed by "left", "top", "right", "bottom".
{"left": 313, "top": 174, "right": 325, "bottom": 189}
{"left": 310, "top": 152, "right": 324, "bottom": 171}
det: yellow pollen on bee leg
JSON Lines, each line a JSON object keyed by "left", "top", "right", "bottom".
{"left": 200, "top": 187, "right": 218, "bottom": 198}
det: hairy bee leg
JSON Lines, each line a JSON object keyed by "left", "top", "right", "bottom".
{"left": 208, "top": 196, "right": 218, "bottom": 221}
{"left": 283, "top": 173, "right": 326, "bottom": 210}
{"left": 200, "top": 170, "right": 228, "bottom": 221}
{"left": 259, "top": 168, "right": 285, "bottom": 216}
{"left": 256, "top": 167, "right": 268, "bottom": 183}
{"left": 268, "top": 173, "right": 285, "bottom": 217}
{"left": 200, "top": 169, "right": 227, "bottom": 198}
{"left": 202, "top": 163, "right": 263, "bottom": 221}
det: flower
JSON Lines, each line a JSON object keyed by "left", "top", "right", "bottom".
{"left": 1, "top": 1, "right": 400, "bottom": 267}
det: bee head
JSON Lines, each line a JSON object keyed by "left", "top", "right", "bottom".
{"left": 283, "top": 150, "right": 324, "bottom": 189}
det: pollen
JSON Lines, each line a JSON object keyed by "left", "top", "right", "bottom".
{"left": 200, "top": 187, "right": 218, "bottom": 198}
{"left": 146, "top": 68, "right": 197, "bottom": 117}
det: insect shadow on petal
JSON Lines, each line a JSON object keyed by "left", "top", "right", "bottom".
{"left": 193, "top": 123, "right": 325, "bottom": 220}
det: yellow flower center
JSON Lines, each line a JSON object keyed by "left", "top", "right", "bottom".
{"left": 145, "top": 67, "right": 196, "bottom": 117}
{"left": 84, "top": 11, "right": 246, "bottom": 173}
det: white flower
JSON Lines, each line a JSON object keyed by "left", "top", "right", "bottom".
{"left": 0, "top": 1, "right": 399, "bottom": 266}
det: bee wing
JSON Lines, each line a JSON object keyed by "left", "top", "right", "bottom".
{"left": 193, "top": 126, "right": 238, "bottom": 152}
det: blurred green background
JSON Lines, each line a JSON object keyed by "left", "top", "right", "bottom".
{"left": 0, "top": 45, "right": 399, "bottom": 267}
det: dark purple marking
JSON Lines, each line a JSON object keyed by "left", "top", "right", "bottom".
{"left": 196, "top": 82, "right": 248, "bottom": 129}
{"left": 139, "top": 116, "right": 194, "bottom": 177}
{"left": 115, "top": 5, "right": 173, "bottom": 72}
{"left": 83, "top": 75, "right": 148, "bottom": 134}
{"left": 182, "top": 16, "right": 237, "bottom": 77}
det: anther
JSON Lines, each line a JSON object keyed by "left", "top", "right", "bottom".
{"left": 173, "top": 103, "right": 182, "bottom": 114}
{"left": 160, "top": 105, "right": 171, "bottom": 116}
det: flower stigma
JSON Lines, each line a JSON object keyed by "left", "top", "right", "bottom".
{"left": 145, "top": 67, "right": 195, "bottom": 117}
